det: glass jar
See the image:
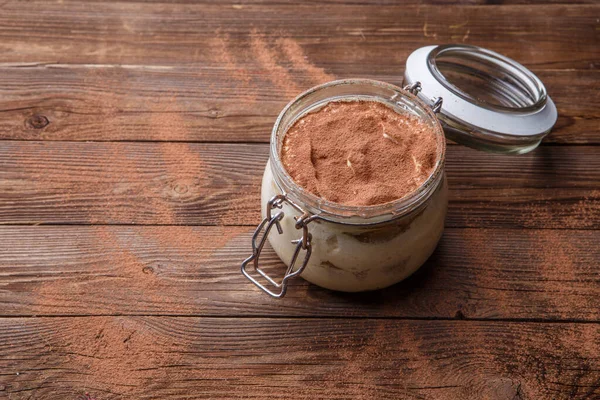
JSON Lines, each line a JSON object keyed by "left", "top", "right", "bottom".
{"left": 242, "top": 44, "right": 557, "bottom": 298}
{"left": 242, "top": 79, "right": 447, "bottom": 297}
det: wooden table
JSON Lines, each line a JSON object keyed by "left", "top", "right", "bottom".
{"left": 0, "top": 1, "right": 598, "bottom": 399}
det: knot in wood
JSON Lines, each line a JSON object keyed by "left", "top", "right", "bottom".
{"left": 26, "top": 114, "right": 50, "bottom": 129}
{"left": 208, "top": 108, "right": 221, "bottom": 119}
{"left": 173, "top": 183, "right": 189, "bottom": 194}
{"left": 142, "top": 266, "right": 154, "bottom": 275}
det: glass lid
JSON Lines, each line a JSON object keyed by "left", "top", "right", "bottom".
{"left": 404, "top": 44, "right": 558, "bottom": 154}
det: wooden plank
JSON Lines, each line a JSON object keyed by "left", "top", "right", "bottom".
{"left": 0, "top": 141, "right": 598, "bottom": 227}
{"left": 61, "top": 0, "right": 600, "bottom": 4}
{"left": 1, "top": 226, "right": 598, "bottom": 320}
{"left": 0, "top": 317, "right": 598, "bottom": 399}
{"left": 0, "top": 3, "right": 597, "bottom": 70}
{"left": 0, "top": 65, "right": 597, "bottom": 143}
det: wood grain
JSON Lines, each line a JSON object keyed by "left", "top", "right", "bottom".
{"left": 58, "top": 0, "right": 600, "bottom": 4}
{"left": 0, "top": 141, "right": 598, "bottom": 227}
{"left": 0, "top": 3, "right": 597, "bottom": 70}
{"left": 0, "top": 65, "right": 597, "bottom": 143}
{"left": 0, "top": 2, "right": 598, "bottom": 398}
{"left": 1, "top": 226, "right": 598, "bottom": 320}
{"left": 0, "top": 317, "right": 598, "bottom": 399}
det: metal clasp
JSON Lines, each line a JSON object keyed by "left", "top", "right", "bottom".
{"left": 431, "top": 97, "right": 443, "bottom": 113}
{"left": 241, "top": 194, "right": 315, "bottom": 298}
{"left": 403, "top": 81, "right": 443, "bottom": 113}
{"left": 404, "top": 81, "right": 422, "bottom": 95}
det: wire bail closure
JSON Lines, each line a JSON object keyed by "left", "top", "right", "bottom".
{"left": 241, "top": 194, "right": 315, "bottom": 298}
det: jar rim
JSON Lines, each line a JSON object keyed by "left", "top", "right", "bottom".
{"left": 269, "top": 78, "right": 446, "bottom": 225}
{"left": 428, "top": 44, "right": 548, "bottom": 114}
{"left": 404, "top": 45, "right": 557, "bottom": 152}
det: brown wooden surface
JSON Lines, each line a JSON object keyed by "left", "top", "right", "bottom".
{"left": 0, "top": 2, "right": 597, "bottom": 69}
{"left": 1, "top": 226, "right": 599, "bottom": 320}
{"left": 1, "top": 142, "right": 599, "bottom": 228}
{"left": 1, "top": 318, "right": 598, "bottom": 399}
{"left": 0, "top": 67, "right": 597, "bottom": 143}
{"left": 0, "top": 0, "right": 598, "bottom": 399}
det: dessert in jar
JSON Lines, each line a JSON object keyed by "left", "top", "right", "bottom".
{"left": 244, "top": 79, "right": 447, "bottom": 296}
{"left": 242, "top": 44, "right": 557, "bottom": 298}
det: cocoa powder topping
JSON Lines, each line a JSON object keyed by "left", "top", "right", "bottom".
{"left": 281, "top": 100, "right": 440, "bottom": 206}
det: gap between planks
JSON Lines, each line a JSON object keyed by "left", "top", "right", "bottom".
{"left": 0, "top": 62, "right": 595, "bottom": 72}
{"left": 1, "top": 223, "right": 599, "bottom": 231}
{"left": 0, "top": 138, "right": 599, "bottom": 146}
{"left": 0, "top": 314, "right": 599, "bottom": 325}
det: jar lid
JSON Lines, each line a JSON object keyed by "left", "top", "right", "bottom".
{"left": 404, "top": 45, "right": 558, "bottom": 154}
